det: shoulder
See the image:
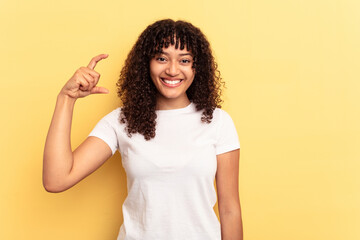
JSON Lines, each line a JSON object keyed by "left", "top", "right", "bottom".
{"left": 213, "top": 107, "right": 234, "bottom": 124}
{"left": 97, "top": 107, "right": 122, "bottom": 125}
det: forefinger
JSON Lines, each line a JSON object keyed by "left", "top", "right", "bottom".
{"left": 87, "top": 54, "right": 109, "bottom": 70}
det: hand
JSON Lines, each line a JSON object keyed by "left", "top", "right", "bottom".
{"left": 60, "top": 54, "right": 109, "bottom": 99}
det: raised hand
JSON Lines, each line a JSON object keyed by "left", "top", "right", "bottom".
{"left": 60, "top": 54, "right": 109, "bottom": 99}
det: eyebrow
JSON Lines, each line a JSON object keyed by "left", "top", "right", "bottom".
{"left": 159, "top": 51, "right": 193, "bottom": 57}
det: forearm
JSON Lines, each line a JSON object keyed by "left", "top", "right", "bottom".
{"left": 219, "top": 210, "right": 243, "bottom": 240}
{"left": 43, "top": 93, "right": 76, "bottom": 191}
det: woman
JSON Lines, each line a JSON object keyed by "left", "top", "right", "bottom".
{"left": 43, "top": 19, "right": 242, "bottom": 240}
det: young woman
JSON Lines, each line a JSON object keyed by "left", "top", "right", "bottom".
{"left": 43, "top": 19, "right": 242, "bottom": 240}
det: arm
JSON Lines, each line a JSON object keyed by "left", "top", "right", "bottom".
{"left": 43, "top": 54, "right": 112, "bottom": 193}
{"left": 216, "top": 149, "right": 243, "bottom": 240}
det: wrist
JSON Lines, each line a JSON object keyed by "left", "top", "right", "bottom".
{"left": 57, "top": 91, "right": 77, "bottom": 105}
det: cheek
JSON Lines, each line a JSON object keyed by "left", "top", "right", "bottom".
{"left": 149, "top": 62, "right": 155, "bottom": 74}
{"left": 150, "top": 63, "right": 165, "bottom": 79}
{"left": 149, "top": 63, "right": 158, "bottom": 82}
{"left": 189, "top": 69, "right": 195, "bottom": 81}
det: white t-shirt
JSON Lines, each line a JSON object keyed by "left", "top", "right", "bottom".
{"left": 88, "top": 102, "right": 240, "bottom": 240}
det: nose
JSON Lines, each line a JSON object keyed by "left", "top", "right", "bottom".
{"left": 165, "top": 60, "right": 179, "bottom": 76}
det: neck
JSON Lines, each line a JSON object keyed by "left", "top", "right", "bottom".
{"left": 155, "top": 95, "right": 191, "bottom": 110}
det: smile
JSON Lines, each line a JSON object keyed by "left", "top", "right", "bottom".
{"left": 160, "top": 78, "right": 183, "bottom": 87}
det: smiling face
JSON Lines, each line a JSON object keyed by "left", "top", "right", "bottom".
{"left": 149, "top": 44, "right": 195, "bottom": 109}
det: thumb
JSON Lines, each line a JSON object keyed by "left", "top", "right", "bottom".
{"left": 90, "top": 86, "right": 109, "bottom": 94}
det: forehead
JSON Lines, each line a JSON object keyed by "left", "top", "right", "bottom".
{"left": 153, "top": 35, "right": 194, "bottom": 54}
{"left": 157, "top": 44, "right": 193, "bottom": 57}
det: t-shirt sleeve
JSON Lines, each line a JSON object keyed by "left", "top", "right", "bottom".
{"left": 88, "top": 109, "right": 120, "bottom": 155}
{"left": 215, "top": 109, "right": 240, "bottom": 155}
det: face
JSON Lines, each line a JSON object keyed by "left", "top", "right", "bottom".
{"left": 149, "top": 44, "right": 195, "bottom": 106}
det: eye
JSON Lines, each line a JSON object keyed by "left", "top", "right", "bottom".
{"left": 156, "top": 57, "right": 167, "bottom": 62}
{"left": 180, "top": 59, "right": 192, "bottom": 64}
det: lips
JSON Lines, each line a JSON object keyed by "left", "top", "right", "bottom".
{"left": 160, "top": 78, "right": 183, "bottom": 87}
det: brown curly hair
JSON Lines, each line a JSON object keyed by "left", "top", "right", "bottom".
{"left": 116, "top": 19, "right": 223, "bottom": 140}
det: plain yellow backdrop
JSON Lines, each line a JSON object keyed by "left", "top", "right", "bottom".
{"left": 1, "top": 0, "right": 359, "bottom": 239}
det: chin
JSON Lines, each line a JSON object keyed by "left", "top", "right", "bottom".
{"left": 160, "top": 93, "right": 183, "bottom": 99}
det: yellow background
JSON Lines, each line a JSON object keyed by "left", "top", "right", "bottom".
{"left": 1, "top": 0, "right": 359, "bottom": 239}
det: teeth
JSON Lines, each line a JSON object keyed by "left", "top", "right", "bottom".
{"left": 163, "top": 79, "right": 181, "bottom": 85}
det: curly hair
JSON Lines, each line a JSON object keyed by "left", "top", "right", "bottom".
{"left": 116, "top": 19, "right": 224, "bottom": 140}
